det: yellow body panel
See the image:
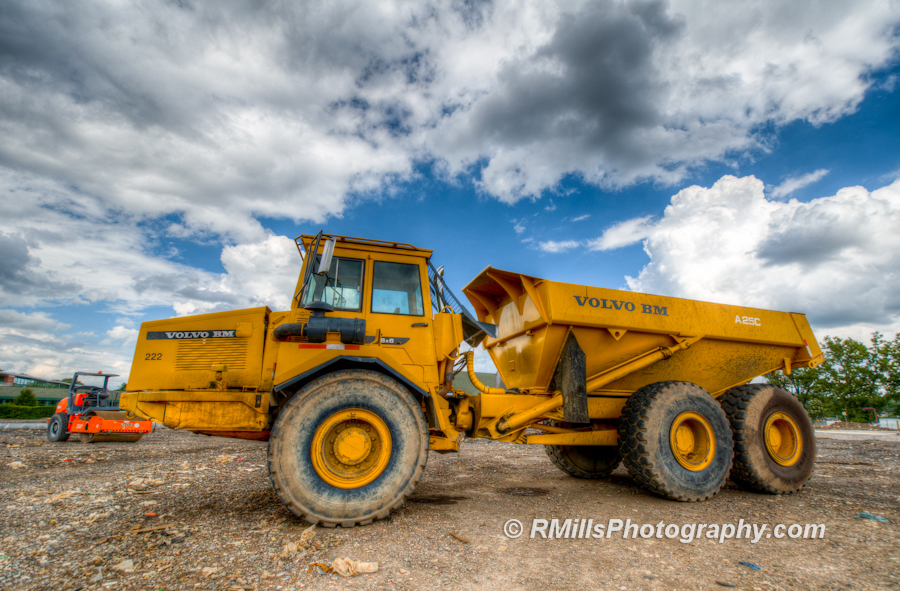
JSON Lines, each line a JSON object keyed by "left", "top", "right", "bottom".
{"left": 129, "top": 307, "right": 270, "bottom": 392}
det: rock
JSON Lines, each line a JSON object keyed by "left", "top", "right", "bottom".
{"left": 331, "top": 558, "right": 378, "bottom": 577}
{"left": 300, "top": 524, "right": 316, "bottom": 543}
{"left": 112, "top": 559, "right": 135, "bottom": 573}
{"left": 7, "top": 461, "right": 26, "bottom": 470}
{"left": 278, "top": 542, "right": 300, "bottom": 558}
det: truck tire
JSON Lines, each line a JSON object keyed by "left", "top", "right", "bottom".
{"left": 544, "top": 421, "right": 621, "bottom": 478}
{"left": 47, "top": 413, "right": 70, "bottom": 442}
{"left": 719, "top": 384, "right": 815, "bottom": 494}
{"left": 619, "top": 381, "right": 733, "bottom": 502}
{"left": 267, "top": 369, "right": 428, "bottom": 527}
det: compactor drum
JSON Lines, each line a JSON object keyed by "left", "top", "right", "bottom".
{"left": 121, "top": 231, "right": 823, "bottom": 525}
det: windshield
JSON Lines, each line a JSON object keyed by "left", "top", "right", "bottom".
{"left": 301, "top": 256, "right": 364, "bottom": 311}
{"left": 75, "top": 375, "right": 109, "bottom": 389}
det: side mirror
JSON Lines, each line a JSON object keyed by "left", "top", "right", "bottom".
{"left": 317, "top": 237, "right": 336, "bottom": 275}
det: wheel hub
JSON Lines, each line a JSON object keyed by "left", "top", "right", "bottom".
{"left": 669, "top": 411, "right": 715, "bottom": 471}
{"left": 311, "top": 409, "right": 392, "bottom": 489}
{"left": 764, "top": 412, "right": 802, "bottom": 466}
{"left": 333, "top": 427, "right": 372, "bottom": 465}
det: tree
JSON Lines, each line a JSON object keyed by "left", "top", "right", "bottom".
{"left": 765, "top": 366, "right": 820, "bottom": 404}
{"left": 14, "top": 388, "right": 38, "bottom": 406}
{"left": 804, "top": 398, "right": 826, "bottom": 421}
{"left": 871, "top": 332, "right": 900, "bottom": 401}
{"left": 115, "top": 382, "right": 127, "bottom": 391}
{"left": 815, "top": 336, "right": 888, "bottom": 423}
{"left": 766, "top": 333, "right": 900, "bottom": 422}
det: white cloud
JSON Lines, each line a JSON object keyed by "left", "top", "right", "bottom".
{"left": 513, "top": 221, "right": 526, "bottom": 234}
{"left": 434, "top": 0, "right": 900, "bottom": 202}
{"left": 218, "top": 235, "right": 303, "bottom": 313}
{"left": 587, "top": 215, "right": 655, "bottom": 251}
{"left": 626, "top": 175, "right": 900, "bottom": 337}
{"left": 571, "top": 214, "right": 591, "bottom": 222}
{"left": 770, "top": 169, "right": 830, "bottom": 199}
{"left": 538, "top": 240, "right": 581, "bottom": 253}
{"left": 0, "top": 0, "right": 895, "bottom": 227}
{"left": 0, "top": 310, "right": 128, "bottom": 381}
{"left": 0, "top": 309, "right": 71, "bottom": 333}
{"left": 106, "top": 326, "right": 139, "bottom": 342}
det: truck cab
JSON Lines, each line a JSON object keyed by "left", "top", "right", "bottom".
{"left": 121, "top": 233, "right": 478, "bottom": 443}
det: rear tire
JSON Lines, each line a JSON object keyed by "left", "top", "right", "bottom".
{"left": 267, "top": 370, "right": 428, "bottom": 527}
{"left": 618, "top": 381, "right": 733, "bottom": 502}
{"left": 544, "top": 422, "right": 621, "bottom": 478}
{"left": 47, "top": 414, "right": 69, "bottom": 442}
{"left": 719, "top": 384, "right": 815, "bottom": 494}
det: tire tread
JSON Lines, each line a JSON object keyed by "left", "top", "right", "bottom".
{"left": 267, "top": 370, "right": 428, "bottom": 528}
{"left": 618, "top": 381, "right": 732, "bottom": 502}
{"left": 719, "top": 384, "right": 809, "bottom": 495}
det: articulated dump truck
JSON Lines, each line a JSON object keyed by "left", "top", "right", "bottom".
{"left": 122, "top": 232, "right": 823, "bottom": 527}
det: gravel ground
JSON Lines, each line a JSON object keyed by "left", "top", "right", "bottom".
{"left": 1, "top": 428, "right": 898, "bottom": 591}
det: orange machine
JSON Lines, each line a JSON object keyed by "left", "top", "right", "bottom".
{"left": 47, "top": 372, "right": 152, "bottom": 443}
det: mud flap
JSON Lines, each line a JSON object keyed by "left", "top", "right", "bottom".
{"left": 550, "top": 333, "right": 589, "bottom": 424}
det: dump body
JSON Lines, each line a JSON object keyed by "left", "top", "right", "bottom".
{"left": 463, "top": 266, "right": 823, "bottom": 399}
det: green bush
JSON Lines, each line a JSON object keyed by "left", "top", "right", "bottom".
{"left": 0, "top": 405, "right": 56, "bottom": 420}
{"left": 13, "top": 388, "right": 37, "bottom": 406}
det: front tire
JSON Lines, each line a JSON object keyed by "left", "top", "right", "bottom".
{"left": 619, "top": 381, "right": 733, "bottom": 502}
{"left": 267, "top": 370, "right": 428, "bottom": 527}
{"left": 47, "top": 413, "right": 69, "bottom": 442}
{"left": 719, "top": 384, "right": 815, "bottom": 494}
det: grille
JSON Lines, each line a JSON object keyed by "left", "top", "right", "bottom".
{"left": 175, "top": 339, "right": 250, "bottom": 371}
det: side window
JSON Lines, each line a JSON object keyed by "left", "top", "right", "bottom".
{"left": 371, "top": 261, "right": 424, "bottom": 316}
{"left": 301, "top": 257, "right": 364, "bottom": 311}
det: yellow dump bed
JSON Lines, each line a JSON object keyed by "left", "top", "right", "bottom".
{"left": 463, "top": 267, "right": 823, "bottom": 398}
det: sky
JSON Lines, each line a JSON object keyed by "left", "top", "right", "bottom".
{"left": 1, "top": 0, "right": 899, "bottom": 382}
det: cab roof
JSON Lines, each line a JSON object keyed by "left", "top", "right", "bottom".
{"left": 297, "top": 234, "right": 432, "bottom": 259}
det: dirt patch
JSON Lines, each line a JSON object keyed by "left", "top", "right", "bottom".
{"left": 500, "top": 486, "right": 549, "bottom": 497}
{"left": 1, "top": 429, "right": 898, "bottom": 590}
{"left": 407, "top": 494, "right": 469, "bottom": 505}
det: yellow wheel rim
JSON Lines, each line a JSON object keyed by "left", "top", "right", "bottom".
{"left": 669, "top": 411, "right": 716, "bottom": 471}
{"left": 311, "top": 409, "right": 392, "bottom": 489}
{"left": 764, "top": 412, "right": 802, "bottom": 466}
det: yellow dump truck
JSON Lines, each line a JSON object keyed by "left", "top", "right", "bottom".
{"left": 122, "top": 232, "right": 823, "bottom": 527}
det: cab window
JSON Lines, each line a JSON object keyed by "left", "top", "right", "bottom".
{"left": 302, "top": 257, "right": 364, "bottom": 311}
{"left": 371, "top": 261, "right": 424, "bottom": 316}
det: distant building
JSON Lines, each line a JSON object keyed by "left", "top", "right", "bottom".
{"left": 0, "top": 369, "right": 71, "bottom": 406}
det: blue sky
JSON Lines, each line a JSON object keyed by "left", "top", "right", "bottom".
{"left": 1, "top": 1, "right": 899, "bottom": 381}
